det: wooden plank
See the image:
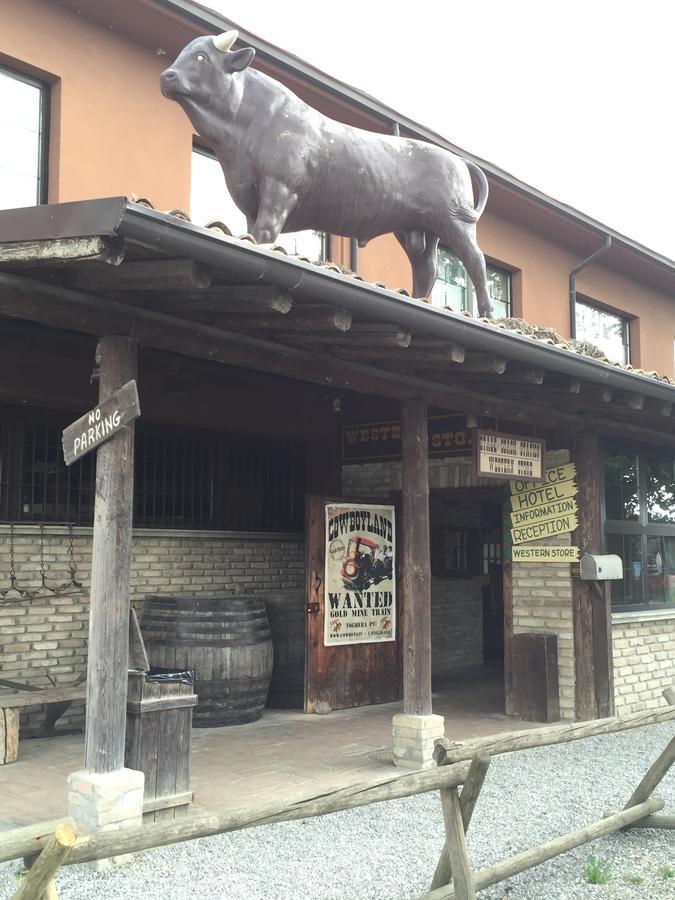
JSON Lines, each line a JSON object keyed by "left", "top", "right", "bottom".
{"left": 147, "top": 285, "right": 294, "bottom": 312}
{"left": 0, "top": 708, "right": 5, "bottom": 765}
{"left": 127, "top": 695, "right": 197, "bottom": 714}
{"left": 420, "top": 798, "right": 664, "bottom": 900}
{"left": 1, "top": 688, "right": 86, "bottom": 709}
{"left": 143, "top": 791, "right": 193, "bottom": 814}
{"left": 129, "top": 607, "right": 150, "bottom": 671}
{"left": 456, "top": 355, "right": 507, "bottom": 375}
{"left": 11, "top": 825, "right": 77, "bottom": 900}
{"left": 511, "top": 633, "right": 560, "bottom": 722}
{"left": 438, "top": 787, "right": 476, "bottom": 900}
{"left": 431, "top": 754, "right": 490, "bottom": 891}
{"left": 217, "top": 307, "right": 352, "bottom": 332}
{"left": 0, "top": 236, "right": 124, "bottom": 266}
{"left": 434, "top": 706, "right": 675, "bottom": 766}
{"left": 4, "top": 709, "right": 21, "bottom": 763}
{"left": 69, "top": 259, "right": 211, "bottom": 291}
{"left": 0, "top": 761, "right": 472, "bottom": 865}
{"left": 154, "top": 685, "right": 179, "bottom": 822}
{"left": 401, "top": 398, "right": 432, "bottom": 715}
{"left": 62, "top": 379, "right": 140, "bottom": 465}
{"left": 84, "top": 335, "right": 138, "bottom": 774}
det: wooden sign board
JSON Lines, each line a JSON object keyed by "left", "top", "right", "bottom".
{"left": 508, "top": 496, "right": 578, "bottom": 529}
{"left": 62, "top": 380, "right": 140, "bottom": 466}
{"left": 474, "top": 430, "right": 545, "bottom": 482}
{"left": 508, "top": 545, "right": 580, "bottom": 563}
{"left": 510, "top": 463, "right": 576, "bottom": 495}
{"left": 342, "top": 415, "right": 472, "bottom": 463}
{"left": 506, "top": 479, "right": 578, "bottom": 513}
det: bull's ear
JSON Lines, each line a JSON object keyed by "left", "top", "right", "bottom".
{"left": 228, "top": 47, "right": 255, "bottom": 72}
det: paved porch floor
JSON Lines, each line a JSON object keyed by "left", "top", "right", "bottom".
{"left": 0, "top": 665, "right": 537, "bottom": 829}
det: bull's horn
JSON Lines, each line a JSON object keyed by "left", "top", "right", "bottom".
{"left": 212, "top": 30, "right": 238, "bottom": 52}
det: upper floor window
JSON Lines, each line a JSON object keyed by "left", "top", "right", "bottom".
{"left": 575, "top": 299, "right": 630, "bottom": 365}
{"left": 603, "top": 444, "right": 675, "bottom": 611}
{"left": 190, "top": 145, "right": 326, "bottom": 261}
{"left": 0, "top": 66, "right": 48, "bottom": 210}
{"left": 431, "top": 247, "right": 511, "bottom": 319}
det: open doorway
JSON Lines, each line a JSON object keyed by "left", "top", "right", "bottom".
{"left": 429, "top": 488, "right": 505, "bottom": 712}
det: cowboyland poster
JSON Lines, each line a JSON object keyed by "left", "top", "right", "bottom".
{"left": 324, "top": 503, "right": 396, "bottom": 646}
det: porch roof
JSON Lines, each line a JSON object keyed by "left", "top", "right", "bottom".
{"left": 0, "top": 197, "right": 673, "bottom": 447}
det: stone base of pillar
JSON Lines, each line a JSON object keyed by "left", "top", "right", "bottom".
{"left": 392, "top": 713, "right": 445, "bottom": 770}
{"left": 68, "top": 767, "right": 144, "bottom": 869}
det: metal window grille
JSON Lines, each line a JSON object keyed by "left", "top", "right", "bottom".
{"left": 0, "top": 412, "right": 304, "bottom": 532}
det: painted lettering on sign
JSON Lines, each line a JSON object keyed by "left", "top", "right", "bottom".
{"left": 510, "top": 514, "right": 579, "bottom": 545}
{"left": 510, "top": 463, "right": 576, "bottom": 495}
{"left": 342, "top": 415, "right": 472, "bottom": 463}
{"left": 474, "top": 430, "right": 546, "bottom": 482}
{"left": 507, "top": 479, "right": 578, "bottom": 512}
{"left": 510, "top": 545, "right": 580, "bottom": 563}
{"left": 62, "top": 380, "right": 141, "bottom": 466}
{"left": 508, "top": 497, "right": 578, "bottom": 528}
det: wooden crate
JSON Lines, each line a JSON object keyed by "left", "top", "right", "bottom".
{"left": 125, "top": 671, "right": 197, "bottom": 822}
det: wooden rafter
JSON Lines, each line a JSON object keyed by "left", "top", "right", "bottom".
{"left": 68, "top": 258, "right": 212, "bottom": 291}
{"left": 0, "top": 236, "right": 125, "bottom": 267}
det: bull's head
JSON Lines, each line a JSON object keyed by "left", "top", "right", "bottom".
{"left": 160, "top": 30, "right": 255, "bottom": 104}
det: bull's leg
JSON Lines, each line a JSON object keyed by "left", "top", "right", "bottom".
{"left": 251, "top": 178, "right": 298, "bottom": 244}
{"left": 395, "top": 230, "right": 440, "bottom": 299}
{"left": 449, "top": 226, "right": 493, "bottom": 318}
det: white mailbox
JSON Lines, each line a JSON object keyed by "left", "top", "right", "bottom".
{"left": 580, "top": 554, "right": 623, "bottom": 581}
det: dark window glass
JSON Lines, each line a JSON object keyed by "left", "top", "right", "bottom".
{"left": 646, "top": 456, "right": 675, "bottom": 524}
{"left": 607, "top": 533, "right": 644, "bottom": 609}
{"left": 603, "top": 451, "right": 639, "bottom": 521}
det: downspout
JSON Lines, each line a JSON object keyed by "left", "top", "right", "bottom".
{"left": 569, "top": 235, "right": 612, "bottom": 337}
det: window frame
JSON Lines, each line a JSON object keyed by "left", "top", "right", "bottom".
{"left": 0, "top": 63, "right": 50, "bottom": 207}
{"left": 431, "top": 246, "right": 512, "bottom": 319}
{"left": 602, "top": 441, "right": 675, "bottom": 612}
{"left": 573, "top": 296, "right": 631, "bottom": 366}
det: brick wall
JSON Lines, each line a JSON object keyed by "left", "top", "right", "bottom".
{"left": 509, "top": 449, "right": 575, "bottom": 720}
{"left": 611, "top": 614, "right": 675, "bottom": 714}
{"left": 0, "top": 525, "right": 304, "bottom": 731}
{"left": 431, "top": 576, "right": 485, "bottom": 676}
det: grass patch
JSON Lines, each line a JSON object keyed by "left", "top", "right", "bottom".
{"left": 661, "top": 865, "right": 675, "bottom": 879}
{"left": 584, "top": 855, "right": 612, "bottom": 885}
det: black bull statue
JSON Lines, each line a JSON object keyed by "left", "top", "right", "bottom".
{"left": 161, "top": 30, "right": 493, "bottom": 315}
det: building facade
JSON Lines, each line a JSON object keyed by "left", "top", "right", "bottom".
{"left": 0, "top": 0, "right": 673, "bottom": 768}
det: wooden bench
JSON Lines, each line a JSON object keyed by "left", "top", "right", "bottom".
{"left": 0, "top": 681, "right": 86, "bottom": 765}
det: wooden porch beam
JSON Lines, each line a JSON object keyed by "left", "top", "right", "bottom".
{"left": 0, "top": 271, "right": 672, "bottom": 443}
{"left": 0, "top": 236, "right": 125, "bottom": 267}
{"left": 85, "top": 335, "right": 138, "bottom": 773}
{"left": 69, "top": 259, "right": 212, "bottom": 292}
{"left": 145, "top": 285, "right": 294, "bottom": 313}
{"left": 401, "top": 397, "right": 432, "bottom": 716}
{"left": 215, "top": 307, "right": 352, "bottom": 333}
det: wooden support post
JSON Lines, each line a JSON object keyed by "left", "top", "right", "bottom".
{"left": 571, "top": 432, "right": 613, "bottom": 720}
{"left": 437, "top": 787, "right": 476, "bottom": 900}
{"left": 12, "top": 825, "right": 76, "bottom": 900}
{"left": 401, "top": 397, "right": 432, "bottom": 716}
{"left": 430, "top": 754, "right": 490, "bottom": 890}
{"left": 84, "top": 335, "right": 138, "bottom": 773}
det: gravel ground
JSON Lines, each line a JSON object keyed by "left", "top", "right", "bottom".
{"left": 2, "top": 723, "right": 673, "bottom": 899}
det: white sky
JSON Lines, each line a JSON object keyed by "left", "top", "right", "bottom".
{"left": 201, "top": 0, "right": 674, "bottom": 262}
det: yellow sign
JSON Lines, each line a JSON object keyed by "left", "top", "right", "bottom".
{"left": 510, "top": 463, "right": 576, "bottom": 495}
{"left": 510, "top": 514, "right": 579, "bottom": 545}
{"left": 512, "top": 546, "right": 580, "bottom": 563}
{"left": 509, "top": 497, "right": 578, "bottom": 528}
{"left": 508, "top": 479, "right": 578, "bottom": 512}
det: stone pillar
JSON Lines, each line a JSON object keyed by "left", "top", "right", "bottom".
{"left": 392, "top": 712, "right": 445, "bottom": 770}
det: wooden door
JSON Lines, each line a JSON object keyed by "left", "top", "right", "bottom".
{"left": 304, "top": 494, "right": 400, "bottom": 712}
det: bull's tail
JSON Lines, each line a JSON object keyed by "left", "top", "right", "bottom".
{"left": 465, "top": 160, "right": 489, "bottom": 219}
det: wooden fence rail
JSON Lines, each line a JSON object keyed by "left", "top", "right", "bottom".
{"left": 5, "top": 689, "right": 675, "bottom": 900}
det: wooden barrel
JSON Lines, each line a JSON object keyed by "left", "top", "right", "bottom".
{"left": 141, "top": 595, "right": 273, "bottom": 727}
{"left": 260, "top": 591, "right": 306, "bottom": 709}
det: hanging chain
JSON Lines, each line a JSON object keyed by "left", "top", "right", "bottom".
{"left": 8, "top": 522, "right": 17, "bottom": 588}
{"left": 39, "top": 523, "right": 48, "bottom": 588}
